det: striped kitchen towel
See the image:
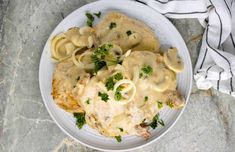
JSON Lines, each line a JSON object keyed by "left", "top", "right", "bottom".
{"left": 136, "top": 0, "right": 235, "bottom": 97}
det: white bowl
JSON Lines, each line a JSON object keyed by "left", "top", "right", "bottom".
{"left": 39, "top": 0, "right": 192, "bottom": 151}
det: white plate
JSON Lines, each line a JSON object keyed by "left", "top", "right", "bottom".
{"left": 39, "top": 0, "right": 192, "bottom": 151}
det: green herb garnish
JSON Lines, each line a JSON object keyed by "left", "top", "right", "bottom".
{"left": 114, "top": 86, "right": 123, "bottom": 101}
{"left": 114, "top": 72, "right": 123, "bottom": 81}
{"left": 98, "top": 92, "right": 109, "bottom": 102}
{"left": 86, "top": 99, "right": 90, "bottom": 104}
{"left": 91, "top": 55, "right": 106, "bottom": 73}
{"left": 144, "top": 96, "right": 148, "bottom": 102}
{"left": 109, "top": 22, "right": 117, "bottom": 29}
{"left": 166, "top": 100, "right": 174, "bottom": 108}
{"left": 157, "top": 101, "right": 163, "bottom": 109}
{"left": 86, "top": 12, "right": 94, "bottom": 21}
{"left": 114, "top": 91, "right": 122, "bottom": 101}
{"left": 116, "top": 86, "right": 123, "bottom": 92}
{"left": 139, "top": 65, "right": 153, "bottom": 78}
{"left": 91, "top": 44, "right": 113, "bottom": 73}
{"left": 105, "top": 77, "right": 114, "bottom": 91}
{"left": 126, "top": 30, "right": 132, "bottom": 36}
{"left": 141, "top": 65, "right": 153, "bottom": 75}
{"left": 119, "top": 128, "right": 124, "bottom": 132}
{"left": 115, "top": 135, "right": 122, "bottom": 142}
{"left": 149, "top": 114, "right": 165, "bottom": 129}
{"left": 158, "top": 119, "right": 165, "bottom": 126}
{"left": 73, "top": 113, "right": 86, "bottom": 129}
{"left": 86, "top": 12, "right": 94, "bottom": 27}
{"left": 93, "top": 11, "right": 101, "bottom": 18}
{"left": 86, "top": 20, "right": 93, "bottom": 27}
{"left": 105, "top": 73, "right": 123, "bottom": 91}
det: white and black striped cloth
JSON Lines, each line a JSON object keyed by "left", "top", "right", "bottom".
{"left": 136, "top": 0, "right": 235, "bottom": 97}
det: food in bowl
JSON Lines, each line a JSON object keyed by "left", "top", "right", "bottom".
{"left": 50, "top": 12, "right": 185, "bottom": 142}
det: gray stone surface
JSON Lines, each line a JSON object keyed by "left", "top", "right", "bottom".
{"left": 0, "top": 0, "right": 235, "bottom": 152}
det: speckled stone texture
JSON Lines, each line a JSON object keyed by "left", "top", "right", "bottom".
{"left": 0, "top": 0, "right": 235, "bottom": 152}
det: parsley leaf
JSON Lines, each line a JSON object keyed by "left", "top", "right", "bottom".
{"left": 109, "top": 22, "right": 117, "bottom": 29}
{"left": 166, "top": 100, "right": 174, "bottom": 108}
{"left": 114, "top": 72, "right": 123, "bottom": 81}
{"left": 114, "top": 91, "right": 122, "bottom": 101}
{"left": 116, "top": 86, "right": 123, "bottom": 92}
{"left": 141, "top": 65, "right": 153, "bottom": 75}
{"left": 119, "top": 128, "right": 124, "bottom": 132}
{"left": 144, "top": 96, "right": 148, "bottom": 102}
{"left": 158, "top": 119, "right": 165, "bottom": 126}
{"left": 91, "top": 44, "right": 113, "bottom": 73}
{"left": 126, "top": 30, "right": 132, "bottom": 36}
{"left": 86, "top": 20, "right": 93, "bottom": 27}
{"left": 86, "top": 12, "right": 94, "bottom": 21}
{"left": 98, "top": 92, "right": 109, "bottom": 102}
{"left": 86, "top": 99, "right": 90, "bottom": 104}
{"left": 93, "top": 11, "right": 101, "bottom": 18}
{"left": 105, "top": 73, "right": 123, "bottom": 91}
{"left": 85, "top": 12, "right": 94, "bottom": 27}
{"left": 115, "top": 135, "right": 122, "bottom": 142}
{"left": 139, "top": 65, "right": 153, "bottom": 78}
{"left": 149, "top": 114, "right": 165, "bottom": 129}
{"left": 73, "top": 113, "right": 86, "bottom": 129}
{"left": 91, "top": 55, "right": 106, "bottom": 73}
{"left": 114, "top": 86, "right": 123, "bottom": 101}
{"left": 157, "top": 101, "right": 163, "bottom": 109}
{"left": 105, "top": 77, "right": 114, "bottom": 91}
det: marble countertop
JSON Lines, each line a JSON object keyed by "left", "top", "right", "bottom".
{"left": 0, "top": 0, "right": 235, "bottom": 152}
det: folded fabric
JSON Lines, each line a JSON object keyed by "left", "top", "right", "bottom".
{"left": 136, "top": 0, "right": 235, "bottom": 97}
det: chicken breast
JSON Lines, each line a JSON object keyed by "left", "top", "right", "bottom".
{"left": 52, "top": 59, "right": 90, "bottom": 113}
{"left": 95, "top": 12, "right": 160, "bottom": 52}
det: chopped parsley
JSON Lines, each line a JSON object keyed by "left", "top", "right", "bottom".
{"left": 91, "top": 44, "right": 113, "bottom": 73}
{"left": 93, "top": 11, "right": 101, "bottom": 18}
{"left": 114, "top": 86, "right": 123, "bottom": 101}
{"left": 105, "top": 77, "right": 114, "bottom": 91}
{"left": 73, "top": 113, "right": 86, "bottom": 129}
{"left": 166, "top": 100, "right": 174, "bottom": 108}
{"left": 115, "top": 135, "right": 122, "bottom": 142}
{"left": 144, "top": 96, "right": 148, "bottom": 102}
{"left": 105, "top": 73, "right": 123, "bottom": 91}
{"left": 85, "top": 12, "right": 95, "bottom": 27}
{"left": 157, "top": 101, "right": 163, "bottom": 109}
{"left": 119, "top": 128, "right": 124, "bottom": 132}
{"left": 109, "top": 22, "right": 117, "bottom": 29}
{"left": 149, "top": 114, "right": 165, "bottom": 129}
{"left": 139, "top": 65, "right": 153, "bottom": 78}
{"left": 114, "top": 72, "right": 123, "bottom": 81}
{"left": 91, "top": 55, "right": 106, "bottom": 73}
{"left": 116, "top": 86, "right": 123, "bottom": 92}
{"left": 114, "top": 91, "right": 122, "bottom": 101}
{"left": 86, "top": 99, "right": 90, "bottom": 104}
{"left": 142, "top": 65, "right": 153, "bottom": 75}
{"left": 126, "top": 30, "right": 132, "bottom": 36}
{"left": 86, "top": 20, "right": 93, "bottom": 27}
{"left": 98, "top": 92, "right": 109, "bottom": 102}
